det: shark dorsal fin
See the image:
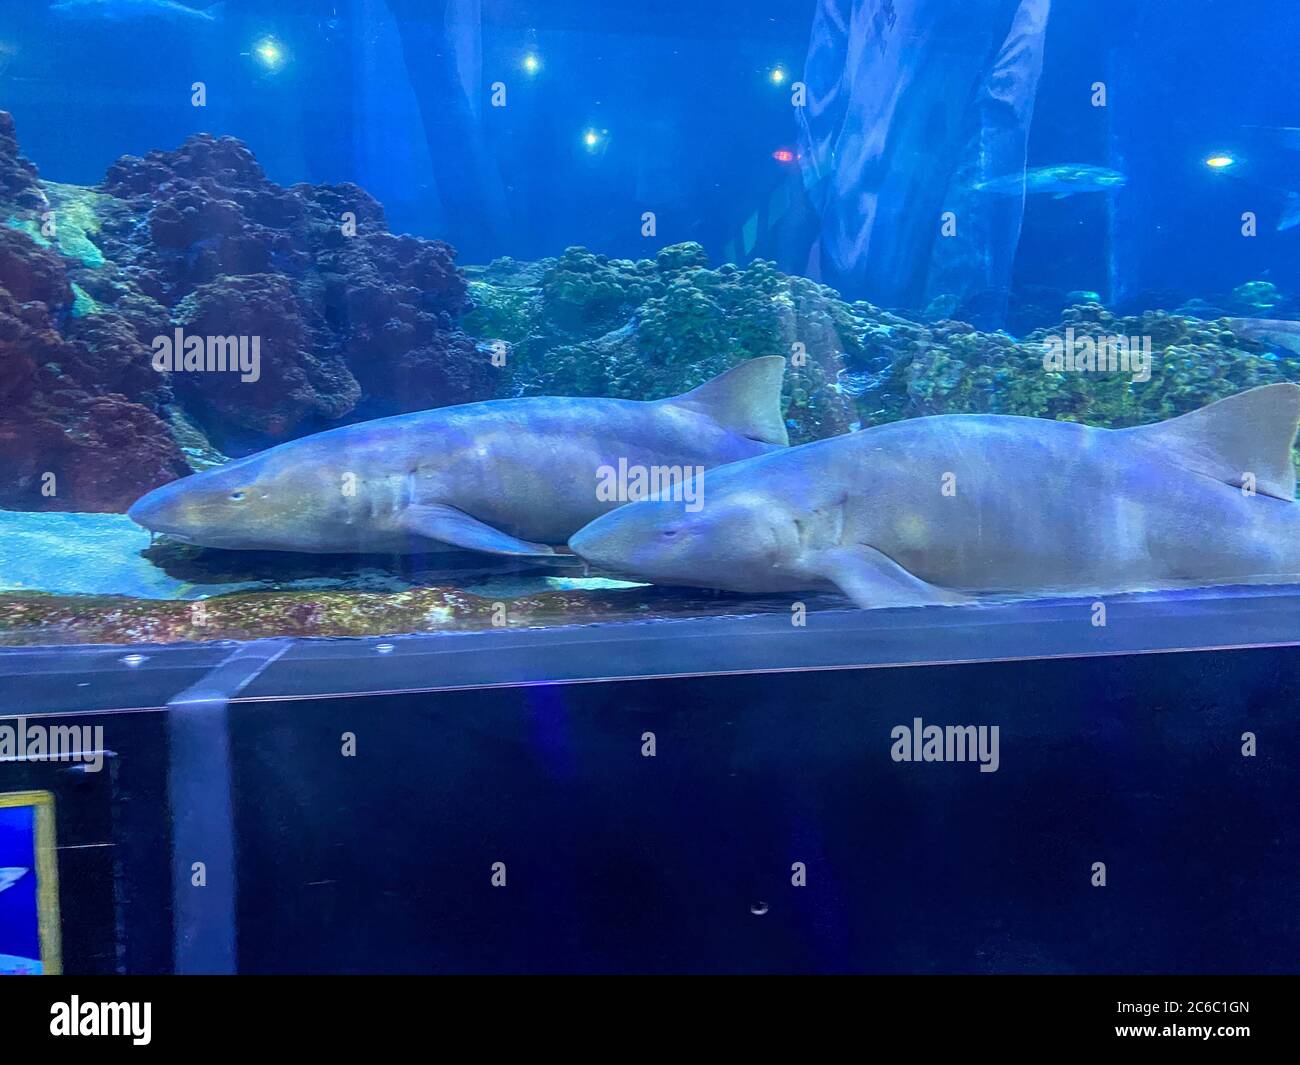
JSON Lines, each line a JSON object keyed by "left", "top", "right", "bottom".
{"left": 1121, "top": 383, "right": 1300, "bottom": 501}
{"left": 662, "top": 356, "right": 789, "bottom": 446}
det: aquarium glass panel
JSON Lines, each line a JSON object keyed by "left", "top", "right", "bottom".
{"left": 2, "top": 0, "right": 1299, "bottom": 666}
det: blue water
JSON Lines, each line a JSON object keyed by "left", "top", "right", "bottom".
{"left": 0, "top": 0, "right": 1293, "bottom": 304}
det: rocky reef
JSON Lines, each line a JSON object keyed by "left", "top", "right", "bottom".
{"left": 468, "top": 249, "right": 1300, "bottom": 454}
{"left": 466, "top": 245, "right": 862, "bottom": 442}
{"left": 0, "top": 112, "right": 482, "bottom": 511}
{"left": 0, "top": 583, "right": 804, "bottom": 646}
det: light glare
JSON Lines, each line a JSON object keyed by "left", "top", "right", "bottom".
{"left": 254, "top": 36, "right": 285, "bottom": 70}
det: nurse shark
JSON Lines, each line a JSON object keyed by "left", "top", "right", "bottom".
{"left": 128, "top": 357, "right": 789, "bottom": 556}
{"left": 973, "top": 164, "right": 1127, "bottom": 198}
{"left": 569, "top": 385, "right": 1300, "bottom": 607}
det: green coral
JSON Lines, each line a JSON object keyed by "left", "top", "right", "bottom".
{"left": 45, "top": 183, "right": 110, "bottom": 267}
{"left": 463, "top": 278, "right": 536, "bottom": 343}
{"left": 466, "top": 243, "right": 861, "bottom": 440}
{"left": 6, "top": 213, "right": 49, "bottom": 248}
{"left": 69, "top": 282, "right": 100, "bottom": 317}
{"left": 7, "top": 182, "right": 111, "bottom": 268}
{"left": 539, "top": 246, "right": 662, "bottom": 334}
{"left": 855, "top": 303, "right": 1300, "bottom": 483}
{"left": 655, "top": 242, "right": 709, "bottom": 272}
{"left": 464, "top": 245, "right": 1300, "bottom": 465}
{"left": 851, "top": 304, "right": 1297, "bottom": 423}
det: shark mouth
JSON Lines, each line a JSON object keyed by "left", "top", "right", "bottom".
{"left": 152, "top": 532, "right": 198, "bottom": 546}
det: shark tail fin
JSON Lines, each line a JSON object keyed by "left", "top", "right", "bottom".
{"left": 663, "top": 356, "right": 789, "bottom": 446}
{"left": 1120, "top": 383, "right": 1300, "bottom": 501}
{"left": 1279, "top": 193, "right": 1300, "bottom": 232}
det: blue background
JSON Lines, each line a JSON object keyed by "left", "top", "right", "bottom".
{"left": 0, "top": 804, "right": 41, "bottom": 965}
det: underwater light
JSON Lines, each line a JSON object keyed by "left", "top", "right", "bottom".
{"left": 583, "top": 128, "right": 602, "bottom": 150}
{"left": 1205, "top": 154, "right": 1236, "bottom": 170}
{"left": 772, "top": 148, "right": 795, "bottom": 163}
{"left": 254, "top": 36, "right": 286, "bottom": 70}
{"left": 770, "top": 66, "right": 787, "bottom": 85}
{"left": 522, "top": 53, "right": 541, "bottom": 75}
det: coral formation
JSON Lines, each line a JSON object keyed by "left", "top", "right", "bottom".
{"left": 0, "top": 113, "right": 483, "bottom": 509}
{"left": 468, "top": 248, "right": 1300, "bottom": 453}
{"left": 0, "top": 217, "right": 189, "bottom": 512}
{"left": 466, "top": 244, "right": 862, "bottom": 441}
{"left": 0, "top": 584, "right": 788, "bottom": 646}
{"left": 96, "top": 131, "right": 485, "bottom": 441}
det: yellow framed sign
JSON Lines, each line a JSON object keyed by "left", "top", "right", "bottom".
{"left": 0, "top": 791, "right": 61, "bottom": 975}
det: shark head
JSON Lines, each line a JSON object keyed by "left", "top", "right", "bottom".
{"left": 127, "top": 442, "right": 354, "bottom": 551}
{"left": 569, "top": 489, "right": 792, "bottom": 592}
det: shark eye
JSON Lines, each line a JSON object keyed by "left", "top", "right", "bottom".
{"left": 229, "top": 491, "right": 246, "bottom": 501}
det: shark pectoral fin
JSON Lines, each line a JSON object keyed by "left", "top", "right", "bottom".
{"left": 1052, "top": 192, "right": 1071, "bottom": 200}
{"left": 397, "top": 504, "right": 555, "bottom": 556}
{"left": 811, "top": 545, "right": 969, "bottom": 609}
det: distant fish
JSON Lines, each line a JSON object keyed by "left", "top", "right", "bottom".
{"left": 1245, "top": 126, "right": 1300, "bottom": 152}
{"left": 973, "top": 165, "right": 1126, "bottom": 199}
{"left": 49, "top": 0, "right": 223, "bottom": 22}
{"left": 0, "top": 867, "right": 29, "bottom": 893}
{"left": 1277, "top": 193, "right": 1300, "bottom": 232}
{"left": 1225, "top": 317, "right": 1300, "bottom": 356}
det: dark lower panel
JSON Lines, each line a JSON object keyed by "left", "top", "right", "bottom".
{"left": 226, "top": 645, "right": 1300, "bottom": 973}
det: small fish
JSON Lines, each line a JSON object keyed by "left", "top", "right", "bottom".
{"left": 0, "top": 867, "right": 29, "bottom": 893}
{"left": 49, "top": 0, "right": 223, "bottom": 22}
{"left": 974, "top": 164, "right": 1127, "bottom": 198}
{"left": 1224, "top": 317, "right": 1300, "bottom": 357}
{"left": 1245, "top": 126, "right": 1300, "bottom": 152}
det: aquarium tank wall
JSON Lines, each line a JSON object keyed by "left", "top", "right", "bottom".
{"left": 0, "top": 0, "right": 1299, "bottom": 988}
